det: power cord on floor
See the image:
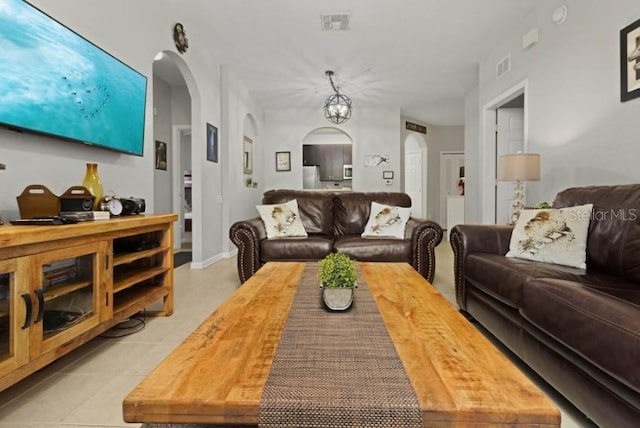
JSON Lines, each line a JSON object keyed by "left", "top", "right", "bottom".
{"left": 99, "top": 309, "right": 147, "bottom": 338}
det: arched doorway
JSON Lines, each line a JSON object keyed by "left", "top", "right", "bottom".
{"left": 152, "top": 51, "right": 192, "bottom": 252}
{"left": 404, "top": 133, "right": 427, "bottom": 218}
{"left": 301, "top": 127, "right": 353, "bottom": 190}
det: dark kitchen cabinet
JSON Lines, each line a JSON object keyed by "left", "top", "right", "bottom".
{"left": 303, "top": 144, "right": 352, "bottom": 181}
{"left": 318, "top": 145, "right": 343, "bottom": 181}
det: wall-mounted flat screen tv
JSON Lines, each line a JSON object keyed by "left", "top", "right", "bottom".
{"left": 0, "top": 0, "right": 147, "bottom": 156}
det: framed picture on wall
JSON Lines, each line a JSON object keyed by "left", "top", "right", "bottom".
{"left": 275, "top": 151, "right": 291, "bottom": 171}
{"left": 155, "top": 140, "right": 167, "bottom": 170}
{"left": 620, "top": 17, "right": 640, "bottom": 102}
{"left": 207, "top": 123, "right": 218, "bottom": 162}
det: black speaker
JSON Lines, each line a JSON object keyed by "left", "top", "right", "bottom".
{"left": 59, "top": 186, "right": 94, "bottom": 212}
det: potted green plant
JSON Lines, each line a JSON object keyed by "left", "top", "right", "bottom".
{"left": 318, "top": 252, "right": 357, "bottom": 311}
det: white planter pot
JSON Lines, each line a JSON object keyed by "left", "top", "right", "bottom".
{"left": 322, "top": 286, "right": 354, "bottom": 311}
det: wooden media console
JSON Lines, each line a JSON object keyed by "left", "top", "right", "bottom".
{"left": 0, "top": 214, "right": 176, "bottom": 392}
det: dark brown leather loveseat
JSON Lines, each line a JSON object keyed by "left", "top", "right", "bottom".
{"left": 450, "top": 184, "right": 640, "bottom": 427}
{"left": 230, "top": 189, "right": 443, "bottom": 284}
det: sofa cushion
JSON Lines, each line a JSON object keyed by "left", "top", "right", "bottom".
{"left": 262, "top": 189, "right": 335, "bottom": 235}
{"left": 260, "top": 236, "right": 333, "bottom": 261}
{"left": 506, "top": 204, "right": 592, "bottom": 269}
{"left": 334, "top": 192, "right": 412, "bottom": 236}
{"left": 361, "top": 202, "right": 411, "bottom": 238}
{"left": 256, "top": 199, "right": 308, "bottom": 239}
{"left": 586, "top": 205, "right": 640, "bottom": 283}
{"left": 465, "top": 253, "right": 623, "bottom": 309}
{"left": 334, "top": 236, "right": 411, "bottom": 262}
{"left": 553, "top": 184, "right": 640, "bottom": 282}
{"left": 521, "top": 278, "right": 640, "bottom": 393}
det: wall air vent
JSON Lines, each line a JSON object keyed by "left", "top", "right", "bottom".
{"left": 321, "top": 13, "right": 350, "bottom": 31}
{"left": 496, "top": 54, "right": 511, "bottom": 79}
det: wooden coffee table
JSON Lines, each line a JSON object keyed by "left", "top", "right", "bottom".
{"left": 123, "top": 262, "right": 560, "bottom": 426}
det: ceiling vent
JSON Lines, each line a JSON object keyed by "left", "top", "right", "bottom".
{"left": 496, "top": 54, "right": 511, "bottom": 79}
{"left": 321, "top": 13, "right": 350, "bottom": 31}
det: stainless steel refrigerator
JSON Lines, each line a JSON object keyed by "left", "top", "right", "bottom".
{"left": 302, "top": 165, "right": 320, "bottom": 189}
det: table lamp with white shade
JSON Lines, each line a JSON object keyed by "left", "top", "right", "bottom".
{"left": 497, "top": 153, "right": 540, "bottom": 223}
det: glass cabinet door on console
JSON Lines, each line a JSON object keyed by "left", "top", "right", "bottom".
{"left": 30, "top": 242, "right": 106, "bottom": 357}
{"left": 0, "top": 258, "right": 30, "bottom": 378}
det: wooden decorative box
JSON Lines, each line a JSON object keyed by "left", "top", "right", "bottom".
{"left": 16, "top": 184, "right": 59, "bottom": 219}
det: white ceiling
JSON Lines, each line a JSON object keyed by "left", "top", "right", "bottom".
{"left": 154, "top": 0, "right": 539, "bottom": 126}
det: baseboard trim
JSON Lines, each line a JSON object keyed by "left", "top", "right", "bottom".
{"left": 188, "top": 249, "right": 237, "bottom": 270}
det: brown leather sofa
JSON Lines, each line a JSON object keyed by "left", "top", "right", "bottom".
{"left": 229, "top": 189, "right": 443, "bottom": 284}
{"left": 450, "top": 184, "right": 640, "bottom": 428}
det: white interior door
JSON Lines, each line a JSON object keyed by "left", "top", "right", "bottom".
{"left": 495, "top": 108, "right": 524, "bottom": 224}
{"left": 405, "top": 151, "right": 423, "bottom": 218}
{"left": 440, "top": 152, "right": 464, "bottom": 227}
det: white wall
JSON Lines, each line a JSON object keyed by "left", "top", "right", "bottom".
{"left": 220, "top": 67, "right": 264, "bottom": 256}
{"left": 171, "top": 87, "right": 192, "bottom": 126}
{"left": 470, "top": 0, "right": 640, "bottom": 222}
{"left": 261, "top": 107, "right": 402, "bottom": 193}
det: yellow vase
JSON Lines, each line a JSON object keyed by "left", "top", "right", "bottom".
{"left": 82, "top": 162, "right": 104, "bottom": 208}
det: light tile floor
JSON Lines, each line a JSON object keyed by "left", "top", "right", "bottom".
{"left": 0, "top": 243, "right": 597, "bottom": 427}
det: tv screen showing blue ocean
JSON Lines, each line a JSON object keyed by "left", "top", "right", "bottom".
{"left": 0, "top": 0, "right": 147, "bottom": 156}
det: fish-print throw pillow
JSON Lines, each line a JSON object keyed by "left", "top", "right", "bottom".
{"left": 506, "top": 204, "right": 593, "bottom": 269}
{"left": 361, "top": 202, "right": 411, "bottom": 239}
{"left": 256, "top": 199, "right": 308, "bottom": 239}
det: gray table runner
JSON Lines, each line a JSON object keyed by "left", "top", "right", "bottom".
{"left": 258, "top": 263, "right": 422, "bottom": 427}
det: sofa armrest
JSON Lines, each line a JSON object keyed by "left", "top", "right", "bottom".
{"left": 229, "top": 217, "right": 267, "bottom": 283}
{"left": 449, "top": 224, "right": 514, "bottom": 310}
{"left": 405, "top": 218, "right": 444, "bottom": 283}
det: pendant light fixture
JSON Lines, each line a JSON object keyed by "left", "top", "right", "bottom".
{"left": 323, "top": 70, "right": 352, "bottom": 124}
